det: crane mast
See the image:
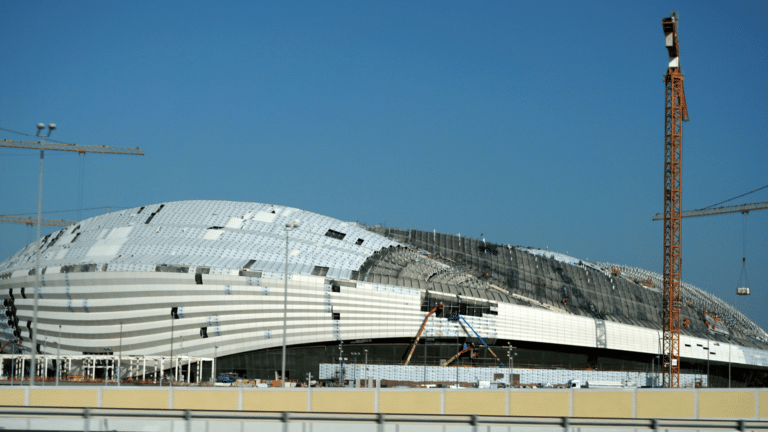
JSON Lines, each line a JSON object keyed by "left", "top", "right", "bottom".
{"left": 662, "top": 12, "right": 689, "bottom": 389}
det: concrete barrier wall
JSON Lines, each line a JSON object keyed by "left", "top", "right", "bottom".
{"left": 0, "top": 387, "right": 765, "bottom": 419}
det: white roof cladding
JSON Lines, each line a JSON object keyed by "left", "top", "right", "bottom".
{"left": 0, "top": 200, "right": 401, "bottom": 279}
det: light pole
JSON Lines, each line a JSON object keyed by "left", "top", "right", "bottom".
{"left": 364, "top": 348, "right": 368, "bottom": 385}
{"left": 705, "top": 340, "right": 710, "bottom": 388}
{"left": 169, "top": 309, "right": 175, "bottom": 387}
{"left": 282, "top": 219, "right": 299, "bottom": 388}
{"left": 118, "top": 322, "right": 122, "bottom": 387}
{"left": 102, "top": 347, "right": 112, "bottom": 382}
{"left": 506, "top": 343, "right": 517, "bottom": 388}
{"left": 351, "top": 352, "right": 359, "bottom": 385}
{"left": 455, "top": 333, "right": 460, "bottom": 387}
{"left": 214, "top": 345, "right": 219, "bottom": 381}
{"left": 41, "top": 331, "right": 46, "bottom": 386}
{"left": 30, "top": 122, "right": 55, "bottom": 387}
{"left": 56, "top": 325, "right": 61, "bottom": 386}
{"left": 338, "top": 341, "right": 344, "bottom": 387}
{"left": 728, "top": 336, "right": 732, "bottom": 388}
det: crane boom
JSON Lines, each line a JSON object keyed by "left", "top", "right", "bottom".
{"left": 1, "top": 139, "right": 144, "bottom": 155}
{"left": 442, "top": 343, "right": 475, "bottom": 367}
{"left": 1, "top": 338, "right": 21, "bottom": 353}
{"left": 456, "top": 315, "right": 501, "bottom": 362}
{"left": 403, "top": 303, "right": 443, "bottom": 366}
{"left": 662, "top": 12, "right": 688, "bottom": 389}
{"left": 0, "top": 215, "right": 77, "bottom": 227}
{"left": 652, "top": 201, "right": 768, "bottom": 220}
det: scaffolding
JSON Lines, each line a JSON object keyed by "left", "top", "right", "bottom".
{"left": 0, "top": 354, "right": 214, "bottom": 385}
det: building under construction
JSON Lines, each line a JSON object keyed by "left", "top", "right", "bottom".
{"left": 1, "top": 200, "right": 766, "bottom": 387}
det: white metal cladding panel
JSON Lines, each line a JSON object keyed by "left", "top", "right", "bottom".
{"left": 0, "top": 200, "right": 401, "bottom": 275}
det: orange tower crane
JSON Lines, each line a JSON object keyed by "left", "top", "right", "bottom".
{"left": 661, "top": 12, "right": 689, "bottom": 389}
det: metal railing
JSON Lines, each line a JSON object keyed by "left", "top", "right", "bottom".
{"left": 0, "top": 407, "right": 766, "bottom": 432}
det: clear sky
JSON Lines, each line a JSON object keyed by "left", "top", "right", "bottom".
{"left": 1, "top": 1, "right": 766, "bottom": 331}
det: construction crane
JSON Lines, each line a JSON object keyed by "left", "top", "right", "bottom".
{"left": 1, "top": 139, "right": 144, "bottom": 155}
{"left": 661, "top": 12, "right": 688, "bottom": 389}
{"left": 652, "top": 201, "right": 768, "bottom": 220}
{"left": 0, "top": 215, "right": 77, "bottom": 227}
{"left": 1, "top": 129, "right": 145, "bottom": 387}
{"left": 653, "top": 200, "right": 765, "bottom": 297}
{"left": 403, "top": 303, "right": 443, "bottom": 365}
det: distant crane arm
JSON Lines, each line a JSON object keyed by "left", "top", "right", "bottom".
{"left": 652, "top": 201, "right": 768, "bottom": 221}
{"left": 1, "top": 139, "right": 144, "bottom": 155}
{"left": 0, "top": 215, "right": 77, "bottom": 227}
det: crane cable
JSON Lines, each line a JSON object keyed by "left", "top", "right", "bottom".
{"left": 703, "top": 184, "right": 768, "bottom": 209}
{"left": 77, "top": 153, "right": 85, "bottom": 221}
{"left": 737, "top": 213, "right": 750, "bottom": 289}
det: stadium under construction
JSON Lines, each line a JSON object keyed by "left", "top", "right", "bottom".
{"left": 1, "top": 200, "right": 766, "bottom": 388}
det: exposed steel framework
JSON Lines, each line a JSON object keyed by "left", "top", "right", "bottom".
{"left": 662, "top": 12, "right": 689, "bottom": 388}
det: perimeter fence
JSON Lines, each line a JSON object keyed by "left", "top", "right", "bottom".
{"left": 1, "top": 407, "right": 767, "bottom": 432}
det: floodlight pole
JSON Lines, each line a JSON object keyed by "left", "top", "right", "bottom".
{"left": 706, "top": 340, "right": 710, "bottom": 387}
{"left": 30, "top": 123, "right": 55, "bottom": 387}
{"left": 214, "top": 345, "right": 218, "bottom": 381}
{"left": 728, "top": 336, "right": 732, "bottom": 388}
{"left": 56, "top": 325, "right": 61, "bottom": 386}
{"left": 282, "top": 220, "right": 299, "bottom": 387}
{"left": 118, "top": 322, "right": 122, "bottom": 387}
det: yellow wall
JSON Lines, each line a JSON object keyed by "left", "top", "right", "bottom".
{"left": 509, "top": 391, "right": 569, "bottom": 417}
{"left": 636, "top": 391, "right": 695, "bottom": 418}
{"left": 29, "top": 389, "right": 97, "bottom": 408}
{"left": 0, "top": 389, "right": 25, "bottom": 406}
{"left": 243, "top": 390, "right": 307, "bottom": 412}
{"left": 173, "top": 389, "right": 239, "bottom": 411}
{"left": 698, "top": 391, "right": 755, "bottom": 418}
{"left": 379, "top": 391, "right": 441, "bottom": 414}
{"left": 444, "top": 391, "right": 506, "bottom": 416}
{"left": 312, "top": 391, "right": 374, "bottom": 413}
{"left": 103, "top": 389, "right": 169, "bottom": 409}
{"left": 4, "top": 387, "right": 766, "bottom": 419}
{"left": 573, "top": 391, "right": 633, "bottom": 418}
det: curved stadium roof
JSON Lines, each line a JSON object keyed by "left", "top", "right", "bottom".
{"left": 0, "top": 200, "right": 766, "bottom": 367}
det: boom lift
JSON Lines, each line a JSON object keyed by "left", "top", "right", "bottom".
{"left": 403, "top": 303, "right": 443, "bottom": 365}
{"left": 448, "top": 313, "right": 503, "bottom": 365}
{"left": 442, "top": 342, "right": 478, "bottom": 367}
{"left": 1, "top": 338, "right": 21, "bottom": 353}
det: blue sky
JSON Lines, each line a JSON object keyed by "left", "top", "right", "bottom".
{"left": 1, "top": 1, "right": 766, "bottom": 331}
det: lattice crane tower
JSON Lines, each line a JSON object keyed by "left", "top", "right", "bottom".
{"left": 662, "top": 12, "right": 689, "bottom": 389}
